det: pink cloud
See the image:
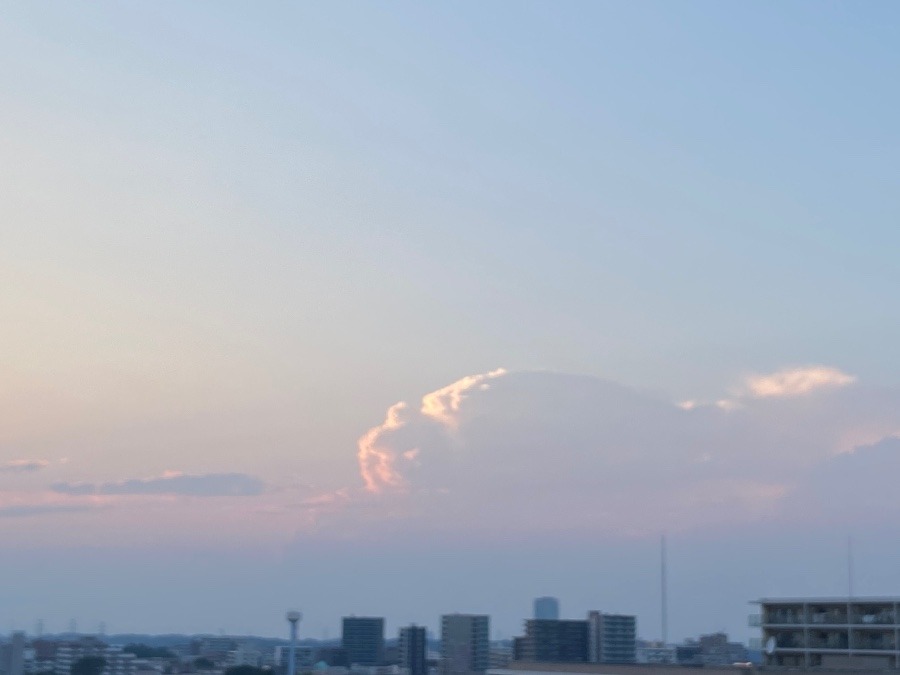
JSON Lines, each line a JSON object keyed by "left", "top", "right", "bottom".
{"left": 743, "top": 365, "right": 856, "bottom": 398}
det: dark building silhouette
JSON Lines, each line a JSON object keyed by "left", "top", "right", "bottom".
{"left": 665, "top": 633, "right": 747, "bottom": 666}
{"left": 342, "top": 617, "right": 385, "bottom": 666}
{"left": 518, "top": 620, "right": 589, "bottom": 663}
{"left": 400, "top": 625, "right": 427, "bottom": 675}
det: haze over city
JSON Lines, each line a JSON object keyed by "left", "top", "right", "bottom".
{"left": 3, "top": 0, "right": 900, "bottom": 645}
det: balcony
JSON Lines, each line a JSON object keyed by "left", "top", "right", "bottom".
{"left": 809, "top": 606, "right": 849, "bottom": 625}
{"left": 851, "top": 606, "right": 896, "bottom": 625}
{"left": 852, "top": 631, "right": 896, "bottom": 651}
{"left": 766, "top": 609, "right": 806, "bottom": 625}
{"left": 808, "top": 632, "right": 849, "bottom": 650}
{"left": 769, "top": 631, "right": 806, "bottom": 649}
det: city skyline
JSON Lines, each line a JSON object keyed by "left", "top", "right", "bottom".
{"left": 3, "top": 0, "right": 900, "bottom": 646}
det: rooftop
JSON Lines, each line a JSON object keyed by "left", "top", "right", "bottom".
{"left": 754, "top": 597, "right": 900, "bottom": 604}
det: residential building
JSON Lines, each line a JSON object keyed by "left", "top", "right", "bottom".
{"left": 227, "top": 647, "right": 262, "bottom": 668}
{"left": 29, "top": 640, "right": 57, "bottom": 671}
{"left": 675, "top": 641, "right": 702, "bottom": 666}
{"left": 274, "top": 646, "right": 315, "bottom": 670}
{"left": 753, "top": 597, "right": 900, "bottom": 669}
{"left": 54, "top": 641, "right": 136, "bottom": 675}
{"left": 534, "top": 599, "right": 560, "bottom": 622}
{"left": 635, "top": 640, "right": 675, "bottom": 665}
{"left": 192, "top": 637, "right": 237, "bottom": 664}
{"left": 343, "top": 617, "right": 386, "bottom": 666}
{"left": 489, "top": 663, "right": 763, "bottom": 675}
{"left": 0, "top": 633, "right": 25, "bottom": 675}
{"left": 316, "top": 647, "right": 349, "bottom": 668}
{"left": 489, "top": 646, "right": 513, "bottom": 670}
{"left": 399, "top": 626, "right": 427, "bottom": 675}
{"left": 697, "top": 633, "right": 747, "bottom": 666}
{"left": 441, "top": 614, "right": 489, "bottom": 675}
{"left": 587, "top": 612, "right": 636, "bottom": 664}
{"left": 516, "top": 620, "right": 588, "bottom": 663}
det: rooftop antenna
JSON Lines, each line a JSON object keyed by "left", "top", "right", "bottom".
{"left": 661, "top": 533, "right": 668, "bottom": 645}
{"left": 69, "top": 619, "right": 77, "bottom": 635}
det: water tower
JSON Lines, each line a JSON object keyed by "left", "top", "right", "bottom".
{"left": 286, "top": 611, "right": 302, "bottom": 675}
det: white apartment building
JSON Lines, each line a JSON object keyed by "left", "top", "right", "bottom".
{"left": 753, "top": 597, "right": 900, "bottom": 669}
{"left": 54, "top": 645, "right": 136, "bottom": 675}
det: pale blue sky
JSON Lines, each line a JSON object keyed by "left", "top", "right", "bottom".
{"left": 2, "top": 1, "right": 900, "bottom": 641}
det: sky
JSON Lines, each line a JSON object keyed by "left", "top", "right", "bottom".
{"left": 2, "top": 0, "right": 900, "bottom": 644}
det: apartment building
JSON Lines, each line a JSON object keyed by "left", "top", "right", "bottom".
{"left": 753, "top": 597, "right": 900, "bottom": 669}
{"left": 441, "top": 614, "right": 490, "bottom": 675}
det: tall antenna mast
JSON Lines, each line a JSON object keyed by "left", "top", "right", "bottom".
{"left": 848, "top": 535, "right": 854, "bottom": 598}
{"left": 661, "top": 533, "right": 668, "bottom": 645}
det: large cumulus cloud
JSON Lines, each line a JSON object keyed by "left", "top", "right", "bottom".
{"left": 355, "top": 366, "right": 900, "bottom": 534}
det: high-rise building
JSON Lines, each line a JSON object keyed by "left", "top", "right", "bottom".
{"left": 342, "top": 617, "right": 385, "bottom": 666}
{"left": 517, "top": 620, "right": 589, "bottom": 663}
{"left": 533, "top": 598, "right": 560, "bottom": 621}
{"left": 587, "top": 611, "right": 637, "bottom": 664}
{"left": 441, "top": 614, "right": 489, "bottom": 675}
{"left": 399, "top": 625, "right": 427, "bottom": 675}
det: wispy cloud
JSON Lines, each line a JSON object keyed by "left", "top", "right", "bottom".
{"left": 0, "top": 459, "right": 50, "bottom": 473}
{"left": 0, "top": 503, "right": 101, "bottom": 518}
{"left": 52, "top": 472, "right": 265, "bottom": 497}
{"left": 0, "top": 489, "right": 110, "bottom": 518}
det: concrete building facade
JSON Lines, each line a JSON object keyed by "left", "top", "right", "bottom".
{"left": 587, "top": 612, "right": 636, "bottom": 664}
{"left": 754, "top": 597, "right": 900, "bottom": 669}
{"left": 441, "top": 614, "right": 489, "bottom": 675}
